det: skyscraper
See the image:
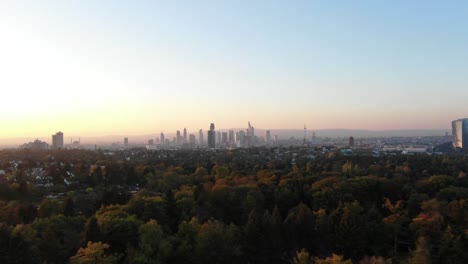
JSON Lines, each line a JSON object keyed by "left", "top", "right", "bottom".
{"left": 52, "top": 131, "right": 64, "bottom": 149}
{"left": 189, "top": 134, "right": 196, "bottom": 146}
{"left": 208, "top": 123, "right": 216, "bottom": 149}
{"left": 222, "top": 132, "right": 228, "bottom": 145}
{"left": 124, "top": 137, "right": 128, "bottom": 148}
{"left": 217, "top": 131, "right": 221, "bottom": 144}
{"left": 199, "top": 129, "right": 204, "bottom": 146}
{"left": 452, "top": 118, "right": 468, "bottom": 150}
{"left": 183, "top": 128, "right": 187, "bottom": 143}
{"left": 160, "top": 133, "right": 165, "bottom": 147}
{"left": 228, "top": 130, "right": 235, "bottom": 145}
{"left": 349, "top": 136, "right": 355, "bottom": 147}
{"left": 238, "top": 130, "right": 246, "bottom": 147}
{"left": 176, "top": 130, "right": 181, "bottom": 146}
{"left": 266, "top": 130, "right": 271, "bottom": 145}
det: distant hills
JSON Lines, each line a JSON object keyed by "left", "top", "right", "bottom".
{"left": 0, "top": 129, "right": 450, "bottom": 149}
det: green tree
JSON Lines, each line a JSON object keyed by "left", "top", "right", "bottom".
{"left": 133, "top": 220, "right": 171, "bottom": 264}
{"left": 63, "top": 197, "right": 75, "bottom": 217}
{"left": 32, "top": 215, "right": 85, "bottom": 263}
{"left": 83, "top": 216, "right": 101, "bottom": 243}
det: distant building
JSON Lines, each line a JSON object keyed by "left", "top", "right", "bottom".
{"left": 452, "top": 118, "right": 468, "bottom": 150}
{"left": 160, "top": 133, "right": 165, "bottom": 147}
{"left": 217, "top": 131, "right": 222, "bottom": 144}
{"left": 148, "top": 139, "right": 154, "bottom": 146}
{"left": 228, "top": 130, "right": 235, "bottom": 145}
{"left": 222, "top": 132, "right": 228, "bottom": 145}
{"left": 266, "top": 130, "right": 271, "bottom": 144}
{"left": 183, "top": 128, "right": 187, "bottom": 143}
{"left": 189, "top": 134, "right": 196, "bottom": 146}
{"left": 208, "top": 123, "right": 216, "bottom": 149}
{"left": 124, "top": 137, "right": 129, "bottom": 148}
{"left": 20, "top": 139, "right": 49, "bottom": 150}
{"left": 199, "top": 129, "right": 204, "bottom": 146}
{"left": 176, "top": 130, "right": 181, "bottom": 145}
{"left": 238, "top": 130, "right": 246, "bottom": 147}
{"left": 52, "top": 132, "right": 64, "bottom": 149}
{"left": 349, "top": 136, "right": 355, "bottom": 147}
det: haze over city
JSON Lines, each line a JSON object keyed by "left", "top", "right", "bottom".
{"left": 1, "top": 1, "right": 468, "bottom": 140}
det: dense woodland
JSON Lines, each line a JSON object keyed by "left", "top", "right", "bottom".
{"left": 0, "top": 147, "right": 467, "bottom": 263}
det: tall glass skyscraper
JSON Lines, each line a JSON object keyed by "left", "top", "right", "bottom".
{"left": 452, "top": 118, "right": 468, "bottom": 150}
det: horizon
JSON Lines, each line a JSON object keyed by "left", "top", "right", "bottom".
{"left": 0, "top": 127, "right": 452, "bottom": 147}
{"left": 1, "top": 1, "right": 468, "bottom": 138}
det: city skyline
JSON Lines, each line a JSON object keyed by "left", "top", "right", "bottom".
{"left": 1, "top": 1, "right": 468, "bottom": 138}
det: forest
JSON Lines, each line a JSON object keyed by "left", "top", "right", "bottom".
{"left": 0, "top": 147, "right": 467, "bottom": 263}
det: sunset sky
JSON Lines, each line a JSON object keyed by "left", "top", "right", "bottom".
{"left": 1, "top": 1, "right": 467, "bottom": 139}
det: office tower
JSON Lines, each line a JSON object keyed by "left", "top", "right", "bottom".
{"left": 217, "top": 131, "right": 221, "bottom": 144}
{"left": 303, "top": 125, "right": 307, "bottom": 145}
{"left": 199, "top": 129, "right": 204, "bottom": 146}
{"left": 312, "top": 132, "right": 317, "bottom": 142}
{"left": 124, "top": 137, "right": 128, "bottom": 148}
{"left": 183, "top": 128, "right": 187, "bottom": 143}
{"left": 228, "top": 130, "right": 234, "bottom": 145}
{"left": 52, "top": 131, "right": 64, "bottom": 149}
{"left": 274, "top": 135, "right": 278, "bottom": 142}
{"left": 247, "top": 121, "right": 254, "bottom": 147}
{"left": 189, "top": 134, "right": 196, "bottom": 146}
{"left": 266, "top": 130, "right": 271, "bottom": 144}
{"left": 349, "top": 136, "right": 355, "bottom": 147}
{"left": 176, "top": 130, "right": 181, "bottom": 145}
{"left": 452, "top": 118, "right": 468, "bottom": 150}
{"left": 238, "top": 130, "right": 246, "bottom": 147}
{"left": 160, "top": 133, "right": 165, "bottom": 146}
{"left": 222, "top": 132, "right": 228, "bottom": 145}
{"left": 208, "top": 123, "right": 216, "bottom": 149}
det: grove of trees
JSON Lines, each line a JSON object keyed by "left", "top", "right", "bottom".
{"left": 0, "top": 148, "right": 467, "bottom": 263}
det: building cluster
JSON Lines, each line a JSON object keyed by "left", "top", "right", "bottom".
{"left": 17, "top": 118, "right": 467, "bottom": 152}
{"left": 20, "top": 131, "right": 65, "bottom": 150}
{"left": 137, "top": 122, "right": 277, "bottom": 150}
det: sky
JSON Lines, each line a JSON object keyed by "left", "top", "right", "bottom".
{"left": 1, "top": 0, "right": 467, "bottom": 139}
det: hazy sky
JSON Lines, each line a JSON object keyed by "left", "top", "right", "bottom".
{"left": 1, "top": 0, "right": 467, "bottom": 138}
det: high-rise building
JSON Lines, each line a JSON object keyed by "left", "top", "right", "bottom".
{"left": 349, "top": 136, "right": 355, "bottom": 147}
{"left": 183, "top": 128, "right": 187, "bottom": 143}
{"left": 238, "top": 130, "right": 246, "bottom": 147}
{"left": 228, "top": 130, "right": 235, "bottom": 145}
{"left": 217, "top": 131, "right": 221, "bottom": 144}
{"left": 124, "top": 137, "right": 128, "bottom": 148}
{"left": 208, "top": 123, "right": 216, "bottom": 149}
{"left": 222, "top": 132, "right": 228, "bottom": 145}
{"left": 452, "top": 118, "right": 468, "bottom": 150}
{"left": 189, "top": 134, "right": 196, "bottom": 146}
{"left": 176, "top": 130, "right": 181, "bottom": 145}
{"left": 52, "top": 131, "right": 64, "bottom": 149}
{"left": 160, "top": 133, "right": 165, "bottom": 146}
{"left": 266, "top": 130, "right": 271, "bottom": 145}
{"left": 199, "top": 129, "right": 204, "bottom": 146}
